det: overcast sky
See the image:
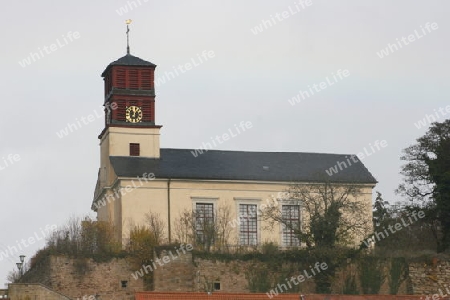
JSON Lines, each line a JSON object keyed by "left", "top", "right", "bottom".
{"left": 0, "top": 0, "right": 448, "bottom": 284}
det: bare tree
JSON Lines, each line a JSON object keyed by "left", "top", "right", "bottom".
{"left": 7, "top": 270, "right": 21, "bottom": 283}
{"left": 173, "top": 205, "right": 233, "bottom": 252}
{"left": 7, "top": 261, "right": 29, "bottom": 283}
{"left": 37, "top": 215, "right": 119, "bottom": 260}
{"left": 145, "top": 212, "right": 166, "bottom": 245}
{"left": 261, "top": 181, "right": 371, "bottom": 248}
{"left": 214, "top": 204, "right": 233, "bottom": 252}
{"left": 173, "top": 209, "right": 196, "bottom": 244}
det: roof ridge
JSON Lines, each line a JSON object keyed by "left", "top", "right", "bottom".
{"left": 160, "top": 148, "right": 357, "bottom": 157}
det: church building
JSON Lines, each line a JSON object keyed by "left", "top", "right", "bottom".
{"left": 91, "top": 47, "right": 377, "bottom": 248}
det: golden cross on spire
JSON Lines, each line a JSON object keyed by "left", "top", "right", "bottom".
{"left": 126, "top": 19, "right": 132, "bottom": 54}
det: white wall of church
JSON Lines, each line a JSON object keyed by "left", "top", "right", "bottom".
{"left": 102, "top": 127, "right": 161, "bottom": 158}
{"left": 111, "top": 178, "right": 374, "bottom": 248}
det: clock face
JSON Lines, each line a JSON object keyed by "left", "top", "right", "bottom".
{"left": 126, "top": 106, "right": 143, "bottom": 123}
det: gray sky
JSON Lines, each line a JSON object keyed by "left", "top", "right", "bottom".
{"left": 0, "top": 0, "right": 448, "bottom": 284}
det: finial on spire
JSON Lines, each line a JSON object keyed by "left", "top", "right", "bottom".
{"left": 126, "top": 19, "right": 132, "bottom": 54}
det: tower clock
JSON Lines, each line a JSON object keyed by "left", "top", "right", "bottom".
{"left": 126, "top": 106, "right": 143, "bottom": 123}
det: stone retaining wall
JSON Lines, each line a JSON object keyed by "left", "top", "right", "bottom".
{"left": 18, "top": 253, "right": 450, "bottom": 297}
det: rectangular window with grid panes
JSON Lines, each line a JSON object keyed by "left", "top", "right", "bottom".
{"left": 195, "top": 203, "right": 214, "bottom": 245}
{"left": 281, "top": 205, "right": 301, "bottom": 246}
{"left": 239, "top": 204, "right": 258, "bottom": 245}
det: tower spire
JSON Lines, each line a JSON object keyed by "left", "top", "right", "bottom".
{"left": 126, "top": 19, "right": 132, "bottom": 54}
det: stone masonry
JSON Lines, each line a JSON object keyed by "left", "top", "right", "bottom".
{"left": 20, "top": 256, "right": 144, "bottom": 300}
{"left": 8, "top": 283, "right": 71, "bottom": 300}
{"left": 17, "top": 253, "right": 450, "bottom": 297}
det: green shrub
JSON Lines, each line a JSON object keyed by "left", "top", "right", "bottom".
{"left": 389, "top": 257, "right": 408, "bottom": 294}
{"left": 343, "top": 275, "right": 359, "bottom": 294}
{"left": 359, "top": 256, "right": 386, "bottom": 294}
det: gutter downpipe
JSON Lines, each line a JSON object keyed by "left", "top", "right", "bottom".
{"left": 168, "top": 178, "right": 171, "bottom": 243}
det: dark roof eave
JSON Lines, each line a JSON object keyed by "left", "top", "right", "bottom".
{"left": 101, "top": 54, "right": 157, "bottom": 77}
{"left": 116, "top": 174, "right": 378, "bottom": 185}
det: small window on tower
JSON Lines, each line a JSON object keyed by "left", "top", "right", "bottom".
{"left": 130, "top": 143, "right": 140, "bottom": 156}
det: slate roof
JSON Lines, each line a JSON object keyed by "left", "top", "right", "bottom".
{"left": 101, "top": 54, "right": 156, "bottom": 76}
{"left": 109, "top": 148, "right": 377, "bottom": 184}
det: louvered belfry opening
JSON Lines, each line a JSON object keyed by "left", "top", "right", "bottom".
{"left": 113, "top": 99, "right": 154, "bottom": 123}
{"left": 101, "top": 54, "right": 157, "bottom": 131}
{"left": 112, "top": 67, "right": 154, "bottom": 90}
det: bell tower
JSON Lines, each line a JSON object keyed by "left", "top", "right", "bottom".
{"left": 98, "top": 52, "right": 161, "bottom": 147}
{"left": 101, "top": 56, "right": 157, "bottom": 128}
{"left": 97, "top": 21, "right": 162, "bottom": 188}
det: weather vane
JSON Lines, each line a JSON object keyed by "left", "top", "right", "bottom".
{"left": 126, "top": 19, "right": 132, "bottom": 54}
